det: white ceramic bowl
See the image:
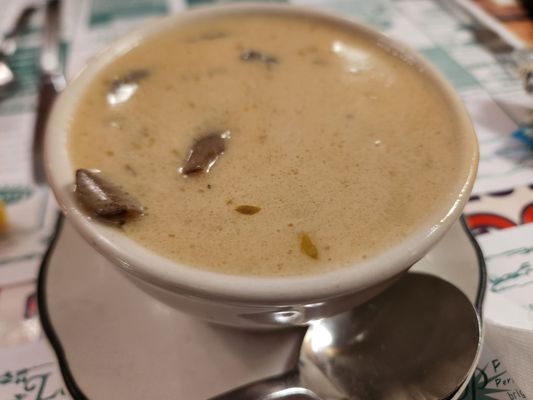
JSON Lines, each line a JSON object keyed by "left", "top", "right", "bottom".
{"left": 45, "top": 3, "right": 479, "bottom": 328}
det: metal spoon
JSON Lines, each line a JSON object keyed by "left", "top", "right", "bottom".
{"left": 0, "top": 6, "right": 36, "bottom": 91}
{"left": 33, "top": 0, "right": 65, "bottom": 184}
{"left": 213, "top": 272, "right": 481, "bottom": 400}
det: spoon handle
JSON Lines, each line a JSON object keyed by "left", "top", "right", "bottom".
{"left": 209, "top": 369, "right": 320, "bottom": 400}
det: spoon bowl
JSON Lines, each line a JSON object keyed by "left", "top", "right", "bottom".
{"left": 0, "top": 61, "right": 14, "bottom": 90}
{"left": 213, "top": 272, "right": 481, "bottom": 400}
{"left": 0, "top": 6, "right": 36, "bottom": 94}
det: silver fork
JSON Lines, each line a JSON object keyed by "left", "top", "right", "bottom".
{"left": 0, "top": 6, "right": 36, "bottom": 92}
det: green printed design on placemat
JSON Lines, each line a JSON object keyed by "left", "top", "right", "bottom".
{"left": 0, "top": 363, "right": 66, "bottom": 399}
{"left": 461, "top": 359, "right": 526, "bottom": 399}
{"left": 301, "top": 0, "right": 392, "bottom": 30}
{"left": 489, "top": 262, "right": 533, "bottom": 293}
{"left": 90, "top": 0, "right": 168, "bottom": 26}
{"left": 187, "top": 0, "right": 286, "bottom": 7}
{"left": 420, "top": 47, "right": 479, "bottom": 90}
{"left": 0, "top": 186, "right": 32, "bottom": 205}
{"left": 0, "top": 43, "right": 69, "bottom": 116}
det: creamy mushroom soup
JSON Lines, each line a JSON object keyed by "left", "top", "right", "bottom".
{"left": 69, "top": 13, "right": 474, "bottom": 276}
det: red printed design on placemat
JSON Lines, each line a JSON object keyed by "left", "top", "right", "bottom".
{"left": 465, "top": 185, "right": 533, "bottom": 236}
{"left": 24, "top": 292, "right": 37, "bottom": 319}
{"left": 465, "top": 213, "right": 516, "bottom": 236}
{"left": 521, "top": 202, "right": 533, "bottom": 224}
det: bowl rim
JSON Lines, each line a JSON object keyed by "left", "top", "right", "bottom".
{"left": 44, "top": 2, "right": 479, "bottom": 305}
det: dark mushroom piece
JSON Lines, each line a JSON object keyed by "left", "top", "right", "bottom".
{"left": 75, "top": 169, "right": 143, "bottom": 224}
{"left": 107, "top": 69, "right": 150, "bottom": 105}
{"left": 180, "top": 131, "right": 230, "bottom": 176}
{"left": 240, "top": 50, "right": 278, "bottom": 65}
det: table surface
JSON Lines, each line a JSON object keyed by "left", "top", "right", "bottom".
{"left": 0, "top": 1, "right": 532, "bottom": 399}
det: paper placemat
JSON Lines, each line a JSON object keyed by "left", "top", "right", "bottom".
{"left": 0, "top": 0, "right": 531, "bottom": 398}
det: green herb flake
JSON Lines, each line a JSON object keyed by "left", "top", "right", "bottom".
{"left": 235, "top": 205, "right": 261, "bottom": 215}
{"left": 300, "top": 233, "right": 318, "bottom": 259}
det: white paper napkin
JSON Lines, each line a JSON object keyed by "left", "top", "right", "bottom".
{"left": 485, "top": 294, "right": 533, "bottom": 398}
